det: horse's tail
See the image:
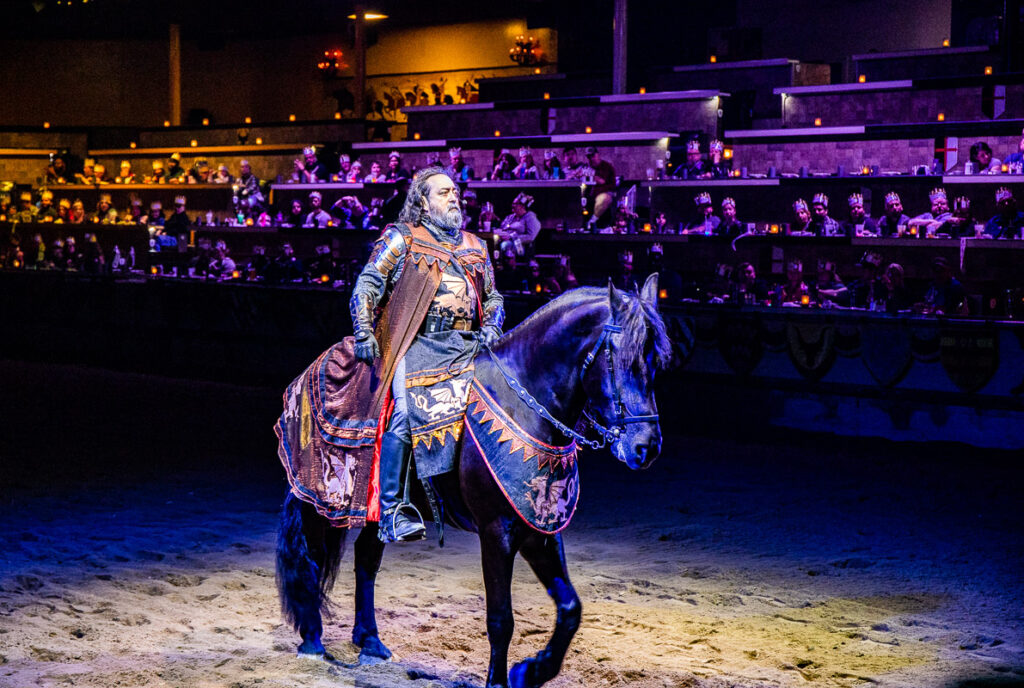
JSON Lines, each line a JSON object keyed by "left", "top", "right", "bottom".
{"left": 275, "top": 490, "right": 348, "bottom": 639}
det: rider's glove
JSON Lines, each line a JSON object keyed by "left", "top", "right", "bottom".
{"left": 354, "top": 332, "right": 380, "bottom": 364}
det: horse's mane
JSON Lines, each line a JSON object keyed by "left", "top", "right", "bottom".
{"left": 498, "top": 286, "right": 673, "bottom": 371}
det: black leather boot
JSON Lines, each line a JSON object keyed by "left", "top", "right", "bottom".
{"left": 377, "top": 431, "right": 426, "bottom": 543}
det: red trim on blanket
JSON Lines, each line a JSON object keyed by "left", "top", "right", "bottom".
{"left": 368, "top": 393, "right": 393, "bottom": 522}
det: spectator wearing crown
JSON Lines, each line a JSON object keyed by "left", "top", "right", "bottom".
{"left": 984, "top": 187, "right": 1024, "bottom": 239}
{"left": 809, "top": 193, "right": 843, "bottom": 236}
{"left": 333, "top": 154, "right": 353, "bottom": 183}
{"left": 75, "top": 158, "right": 97, "bottom": 184}
{"left": 683, "top": 192, "right": 721, "bottom": 235}
{"left": 876, "top": 191, "right": 909, "bottom": 237}
{"left": 304, "top": 191, "right": 333, "bottom": 228}
{"left": 541, "top": 150, "right": 563, "bottom": 180}
{"left": 707, "top": 139, "right": 732, "bottom": 179}
{"left": 968, "top": 141, "right": 1001, "bottom": 175}
{"left": 1004, "top": 129, "right": 1024, "bottom": 174}
{"left": 363, "top": 161, "right": 387, "bottom": 183}
{"left": 512, "top": 147, "right": 540, "bottom": 180}
{"left": 212, "top": 164, "right": 233, "bottom": 184}
{"left": 718, "top": 197, "right": 745, "bottom": 240}
{"left": 122, "top": 195, "right": 144, "bottom": 224}
{"left": 148, "top": 159, "right": 166, "bottom": 184}
{"left": 781, "top": 259, "right": 809, "bottom": 304}
{"left": 115, "top": 160, "right": 135, "bottom": 184}
{"left": 585, "top": 146, "right": 617, "bottom": 230}
{"left": 813, "top": 258, "right": 849, "bottom": 306}
{"left": 384, "top": 151, "right": 409, "bottom": 182}
{"left": 842, "top": 193, "right": 878, "bottom": 237}
{"left": 93, "top": 193, "right": 117, "bottom": 224}
{"left": 847, "top": 251, "right": 885, "bottom": 309}
{"left": 909, "top": 187, "right": 951, "bottom": 235}
{"left": 294, "top": 146, "right": 323, "bottom": 183}
{"left": 166, "top": 152, "right": 186, "bottom": 182}
{"left": 344, "top": 160, "right": 363, "bottom": 183}
{"left": 789, "top": 199, "right": 813, "bottom": 235}
{"left": 499, "top": 192, "right": 542, "bottom": 245}
{"left": 36, "top": 190, "right": 58, "bottom": 222}
{"left": 188, "top": 158, "right": 212, "bottom": 184}
{"left": 93, "top": 164, "right": 109, "bottom": 184}
{"left": 164, "top": 195, "right": 191, "bottom": 234}
{"left": 143, "top": 200, "right": 164, "bottom": 226}
{"left": 11, "top": 191, "right": 38, "bottom": 223}
{"left": 939, "top": 196, "right": 975, "bottom": 237}
{"left": 444, "top": 147, "right": 474, "bottom": 182}
{"left": 673, "top": 139, "right": 707, "bottom": 179}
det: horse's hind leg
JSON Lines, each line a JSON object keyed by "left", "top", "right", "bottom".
{"left": 509, "top": 532, "right": 581, "bottom": 688}
{"left": 275, "top": 492, "right": 346, "bottom": 659}
{"left": 351, "top": 523, "right": 392, "bottom": 661}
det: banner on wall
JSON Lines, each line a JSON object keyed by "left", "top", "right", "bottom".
{"left": 786, "top": 322, "right": 836, "bottom": 381}
{"left": 718, "top": 316, "right": 763, "bottom": 377}
{"left": 861, "top": 324, "right": 913, "bottom": 388}
{"left": 940, "top": 328, "right": 999, "bottom": 394}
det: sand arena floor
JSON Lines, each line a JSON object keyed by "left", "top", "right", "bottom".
{"left": 0, "top": 362, "right": 1022, "bottom": 688}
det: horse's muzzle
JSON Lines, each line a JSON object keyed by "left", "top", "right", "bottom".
{"left": 627, "top": 439, "right": 661, "bottom": 470}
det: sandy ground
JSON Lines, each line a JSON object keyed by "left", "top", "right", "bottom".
{"left": 1, "top": 361, "right": 1022, "bottom": 688}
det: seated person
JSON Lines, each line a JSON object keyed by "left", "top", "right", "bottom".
{"left": 908, "top": 188, "right": 952, "bottom": 236}
{"left": 706, "top": 139, "right": 732, "bottom": 179}
{"left": 345, "top": 160, "right": 364, "bottom": 183}
{"left": 92, "top": 193, "right": 117, "bottom": 224}
{"left": 383, "top": 151, "right": 410, "bottom": 182}
{"left": 813, "top": 259, "right": 848, "bottom": 306}
{"left": 984, "top": 187, "right": 1024, "bottom": 239}
{"left": 45, "top": 156, "right": 69, "bottom": 184}
{"left": 498, "top": 192, "right": 541, "bottom": 243}
{"left": 602, "top": 209, "right": 635, "bottom": 235}
{"left": 36, "top": 190, "right": 59, "bottom": 222}
{"left": 561, "top": 147, "right": 592, "bottom": 181}
{"left": 444, "top": 146, "right": 474, "bottom": 182}
{"left": 74, "top": 158, "right": 97, "bottom": 184}
{"left": 93, "top": 164, "right": 109, "bottom": 184}
{"left": 847, "top": 251, "right": 884, "bottom": 308}
{"left": 809, "top": 193, "right": 843, "bottom": 237}
{"left": 731, "top": 262, "right": 769, "bottom": 304}
{"left": 876, "top": 191, "right": 910, "bottom": 237}
{"left": 304, "top": 191, "right": 332, "bottom": 227}
{"left": 10, "top": 191, "right": 38, "bottom": 223}
{"left": 920, "top": 256, "right": 969, "bottom": 316}
{"left": 541, "top": 150, "right": 563, "bottom": 180}
{"left": 281, "top": 199, "right": 305, "bottom": 228}
{"left": 142, "top": 200, "right": 164, "bottom": 226}
{"left": 880, "top": 263, "right": 912, "bottom": 314}
{"left": 115, "top": 160, "right": 135, "bottom": 184}
{"left": 789, "top": 199, "right": 813, "bottom": 235}
{"left": 362, "top": 197, "right": 386, "bottom": 230}
{"left": 683, "top": 192, "right": 720, "bottom": 235}
{"left": 188, "top": 158, "right": 212, "bottom": 184}
{"left": 717, "top": 197, "right": 745, "bottom": 240}
{"left": 163, "top": 195, "right": 191, "bottom": 234}
{"left": 652, "top": 211, "right": 673, "bottom": 235}
{"left": 296, "top": 146, "right": 324, "bottom": 183}
{"left": 512, "top": 147, "right": 540, "bottom": 180}
{"left": 969, "top": 141, "right": 1001, "bottom": 175}
{"left": 673, "top": 139, "right": 706, "bottom": 179}
{"left": 781, "top": 259, "right": 809, "bottom": 304}
{"left": 363, "top": 161, "right": 387, "bottom": 184}
{"left": 148, "top": 159, "right": 167, "bottom": 184}
{"left": 330, "top": 195, "right": 366, "bottom": 229}
{"left": 211, "top": 164, "right": 233, "bottom": 184}
{"left": 938, "top": 196, "right": 976, "bottom": 237}
{"left": 1004, "top": 128, "right": 1024, "bottom": 174}
{"left": 842, "top": 193, "right": 879, "bottom": 237}
{"left": 165, "top": 153, "right": 186, "bottom": 182}
{"left": 333, "top": 154, "right": 353, "bottom": 182}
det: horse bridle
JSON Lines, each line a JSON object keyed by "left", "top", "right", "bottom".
{"left": 483, "top": 319, "right": 659, "bottom": 450}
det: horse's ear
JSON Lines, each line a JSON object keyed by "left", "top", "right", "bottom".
{"left": 641, "top": 272, "right": 659, "bottom": 309}
{"left": 607, "top": 278, "right": 626, "bottom": 315}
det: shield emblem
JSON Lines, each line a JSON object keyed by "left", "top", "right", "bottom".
{"left": 861, "top": 324, "right": 913, "bottom": 387}
{"left": 718, "top": 316, "right": 763, "bottom": 377}
{"left": 835, "top": 323, "right": 862, "bottom": 357}
{"left": 761, "top": 317, "right": 788, "bottom": 352}
{"left": 940, "top": 328, "right": 999, "bottom": 393}
{"left": 911, "top": 326, "right": 941, "bottom": 362}
{"left": 787, "top": 322, "right": 836, "bottom": 381}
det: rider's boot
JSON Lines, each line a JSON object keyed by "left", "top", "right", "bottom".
{"left": 377, "top": 431, "right": 426, "bottom": 544}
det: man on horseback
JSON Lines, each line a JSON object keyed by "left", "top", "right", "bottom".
{"left": 350, "top": 166, "right": 504, "bottom": 543}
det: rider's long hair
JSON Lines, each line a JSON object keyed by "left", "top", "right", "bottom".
{"left": 398, "top": 166, "right": 451, "bottom": 226}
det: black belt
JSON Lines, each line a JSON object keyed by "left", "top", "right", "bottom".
{"left": 423, "top": 314, "right": 474, "bottom": 333}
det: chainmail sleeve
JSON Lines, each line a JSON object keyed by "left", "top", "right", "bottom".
{"left": 349, "top": 225, "right": 408, "bottom": 338}
{"left": 480, "top": 250, "right": 505, "bottom": 330}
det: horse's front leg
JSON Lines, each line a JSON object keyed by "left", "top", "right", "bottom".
{"left": 509, "top": 532, "right": 581, "bottom": 688}
{"left": 480, "top": 518, "right": 520, "bottom": 688}
{"left": 352, "top": 523, "right": 392, "bottom": 662}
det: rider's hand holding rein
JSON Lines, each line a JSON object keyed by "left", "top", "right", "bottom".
{"left": 354, "top": 331, "right": 380, "bottom": 364}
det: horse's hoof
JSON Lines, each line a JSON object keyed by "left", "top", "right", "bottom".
{"left": 297, "top": 649, "right": 336, "bottom": 663}
{"left": 357, "top": 635, "right": 392, "bottom": 661}
{"left": 508, "top": 661, "right": 531, "bottom": 688}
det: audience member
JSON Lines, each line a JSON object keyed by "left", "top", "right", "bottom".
{"left": 718, "top": 197, "right": 745, "bottom": 239}
{"left": 513, "top": 147, "right": 540, "bottom": 180}
{"left": 164, "top": 195, "right": 191, "bottom": 234}
{"left": 295, "top": 147, "right": 324, "bottom": 183}
{"left": 308, "top": 244, "right": 342, "bottom": 283}
{"left": 460, "top": 189, "right": 481, "bottom": 231}
{"left": 705, "top": 140, "right": 731, "bottom": 179}
{"left": 813, "top": 258, "right": 848, "bottom": 306}
{"left": 674, "top": 139, "right": 706, "bottom": 179}
{"left": 362, "top": 197, "right": 386, "bottom": 230}
{"left": 384, "top": 151, "right": 409, "bottom": 182}
{"left": 209, "top": 240, "right": 237, "bottom": 278}
{"left": 842, "top": 193, "right": 879, "bottom": 236}
{"left": 246, "top": 245, "right": 271, "bottom": 280}
{"left": 55, "top": 198, "right": 71, "bottom": 223}
{"left": 305, "top": 191, "right": 333, "bottom": 227}
{"left": 909, "top": 187, "right": 951, "bottom": 236}
{"left": 345, "top": 160, "right": 364, "bottom": 183}
{"left": 968, "top": 141, "right": 1001, "bottom": 175}
{"left": 940, "top": 196, "right": 976, "bottom": 237}
{"left": 10, "top": 191, "right": 38, "bottom": 223}
{"left": 116, "top": 160, "right": 135, "bottom": 184}
{"left": 542, "top": 150, "right": 563, "bottom": 180}
{"left": 498, "top": 192, "right": 541, "bottom": 244}
{"left": 684, "top": 192, "right": 720, "bottom": 235}
{"left": 282, "top": 199, "right": 305, "bottom": 228}
{"left": 188, "top": 158, "right": 212, "bottom": 184}
{"left": 847, "top": 251, "right": 884, "bottom": 309}
{"left": 122, "top": 196, "right": 144, "bottom": 224}
{"left": 381, "top": 177, "right": 409, "bottom": 225}
{"left": 236, "top": 160, "right": 264, "bottom": 210}
{"left": 36, "top": 190, "right": 58, "bottom": 222}
{"left": 810, "top": 193, "right": 843, "bottom": 236}
{"left": 876, "top": 191, "right": 909, "bottom": 237}
{"left": 1004, "top": 129, "right": 1024, "bottom": 173}
{"left": 273, "top": 242, "right": 305, "bottom": 282}
{"left": 790, "top": 199, "right": 813, "bottom": 235}
{"left": 881, "top": 263, "right": 912, "bottom": 314}
{"left": 80, "top": 234, "right": 105, "bottom": 274}
{"left": 166, "top": 153, "right": 186, "bottom": 182}
{"left": 561, "top": 147, "right": 592, "bottom": 180}
{"left": 985, "top": 187, "right": 1024, "bottom": 239}
{"left": 333, "top": 154, "right": 353, "bottom": 182}
{"left": 94, "top": 164, "right": 110, "bottom": 184}
{"left": 585, "top": 146, "right": 616, "bottom": 229}
{"left": 330, "top": 195, "right": 366, "bottom": 228}
{"left": 444, "top": 147, "right": 474, "bottom": 182}
{"left": 93, "top": 193, "right": 117, "bottom": 224}
{"left": 921, "top": 256, "right": 969, "bottom": 316}
{"left": 69, "top": 200, "right": 87, "bottom": 224}
{"left": 360, "top": 161, "right": 383, "bottom": 183}
{"left": 647, "top": 243, "right": 682, "bottom": 301}
{"left": 75, "top": 158, "right": 97, "bottom": 184}
{"left": 490, "top": 151, "right": 517, "bottom": 181}
{"left": 143, "top": 200, "right": 164, "bottom": 226}
{"left": 611, "top": 249, "right": 638, "bottom": 291}
{"left": 45, "top": 156, "right": 69, "bottom": 184}
{"left": 780, "top": 259, "right": 809, "bottom": 304}
{"left": 732, "top": 261, "right": 769, "bottom": 304}
{"left": 212, "top": 164, "right": 233, "bottom": 184}
{"left": 148, "top": 160, "right": 166, "bottom": 184}
{"left": 652, "top": 211, "right": 672, "bottom": 234}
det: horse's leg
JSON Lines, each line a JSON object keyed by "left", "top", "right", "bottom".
{"left": 275, "top": 491, "right": 347, "bottom": 659}
{"left": 480, "top": 519, "right": 520, "bottom": 688}
{"left": 351, "top": 522, "right": 392, "bottom": 661}
{"left": 508, "top": 532, "right": 581, "bottom": 688}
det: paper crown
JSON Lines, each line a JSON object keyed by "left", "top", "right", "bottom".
{"left": 885, "top": 191, "right": 901, "bottom": 205}
{"left": 618, "top": 250, "right": 633, "bottom": 263}
{"left": 787, "top": 258, "right": 803, "bottom": 272}
{"left": 174, "top": 195, "right": 186, "bottom": 205}
{"left": 996, "top": 186, "right": 1014, "bottom": 202}
{"left": 58, "top": 198, "right": 70, "bottom": 208}
{"left": 84, "top": 158, "right": 95, "bottom": 166}
{"left": 793, "top": 199, "right": 809, "bottom": 212}
{"left": 41, "top": 190, "right": 53, "bottom": 200}
{"left": 649, "top": 242, "right": 664, "bottom": 254}
{"left": 859, "top": 250, "right": 882, "bottom": 268}
{"left": 309, "top": 191, "right": 322, "bottom": 200}
{"left": 709, "top": 139, "right": 724, "bottom": 153}
{"left": 929, "top": 187, "right": 947, "bottom": 202}
{"left": 953, "top": 196, "right": 970, "bottom": 211}
{"left": 817, "top": 258, "right": 835, "bottom": 271}
{"left": 448, "top": 146, "right": 462, "bottom": 156}
{"left": 848, "top": 193, "right": 863, "bottom": 207}
{"left": 512, "top": 192, "right": 534, "bottom": 207}
{"left": 694, "top": 191, "right": 712, "bottom": 206}
{"left": 19, "top": 191, "right": 31, "bottom": 201}
{"left": 93, "top": 164, "right": 105, "bottom": 173}
{"left": 150, "top": 200, "right": 162, "bottom": 209}
{"left": 302, "top": 146, "right": 316, "bottom": 156}
{"left": 169, "top": 152, "right": 181, "bottom": 161}
{"left": 686, "top": 139, "right": 701, "bottom": 153}
{"left": 120, "top": 160, "right": 131, "bottom": 168}
{"left": 721, "top": 196, "right": 736, "bottom": 208}
{"left": 388, "top": 150, "right": 402, "bottom": 160}
{"left": 99, "top": 193, "right": 112, "bottom": 203}
{"left": 544, "top": 149, "right": 557, "bottom": 160}
{"left": 812, "top": 192, "right": 829, "bottom": 206}
{"left": 518, "top": 146, "right": 532, "bottom": 158}
{"left": 338, "top": 153, "right": 350, "bottom": 163}
{"left": 152, "top": 160, "right": 164, "bottom": 170}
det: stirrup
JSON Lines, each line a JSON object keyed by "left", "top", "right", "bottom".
{"left": 378, "top": 504, "right": 426, "bottom": 543}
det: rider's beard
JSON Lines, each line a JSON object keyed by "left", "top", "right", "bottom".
{"left": 429, "top": 203, "right": 463, "bottom": 232}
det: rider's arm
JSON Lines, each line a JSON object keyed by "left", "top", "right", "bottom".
{"left": 349, "top": 224, "right": 408, "bottom": 338}
{"left": 480, "top": 251, "right": 505, "bottom": 333}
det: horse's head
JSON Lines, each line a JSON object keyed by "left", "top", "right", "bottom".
{"left": 581, "top": 274, "right": 672, "bottom": 469}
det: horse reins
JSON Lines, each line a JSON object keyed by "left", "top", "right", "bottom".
{"left": 483, "top": 319, "right": 659, "bottom": 451}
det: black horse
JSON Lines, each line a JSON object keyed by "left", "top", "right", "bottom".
{"left": 276, "top": 275, "right": 672, "bottom": 688}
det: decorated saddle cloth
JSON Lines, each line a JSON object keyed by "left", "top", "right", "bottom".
{"left": 464, "top": 378, "right": 580, "bottom": 534}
